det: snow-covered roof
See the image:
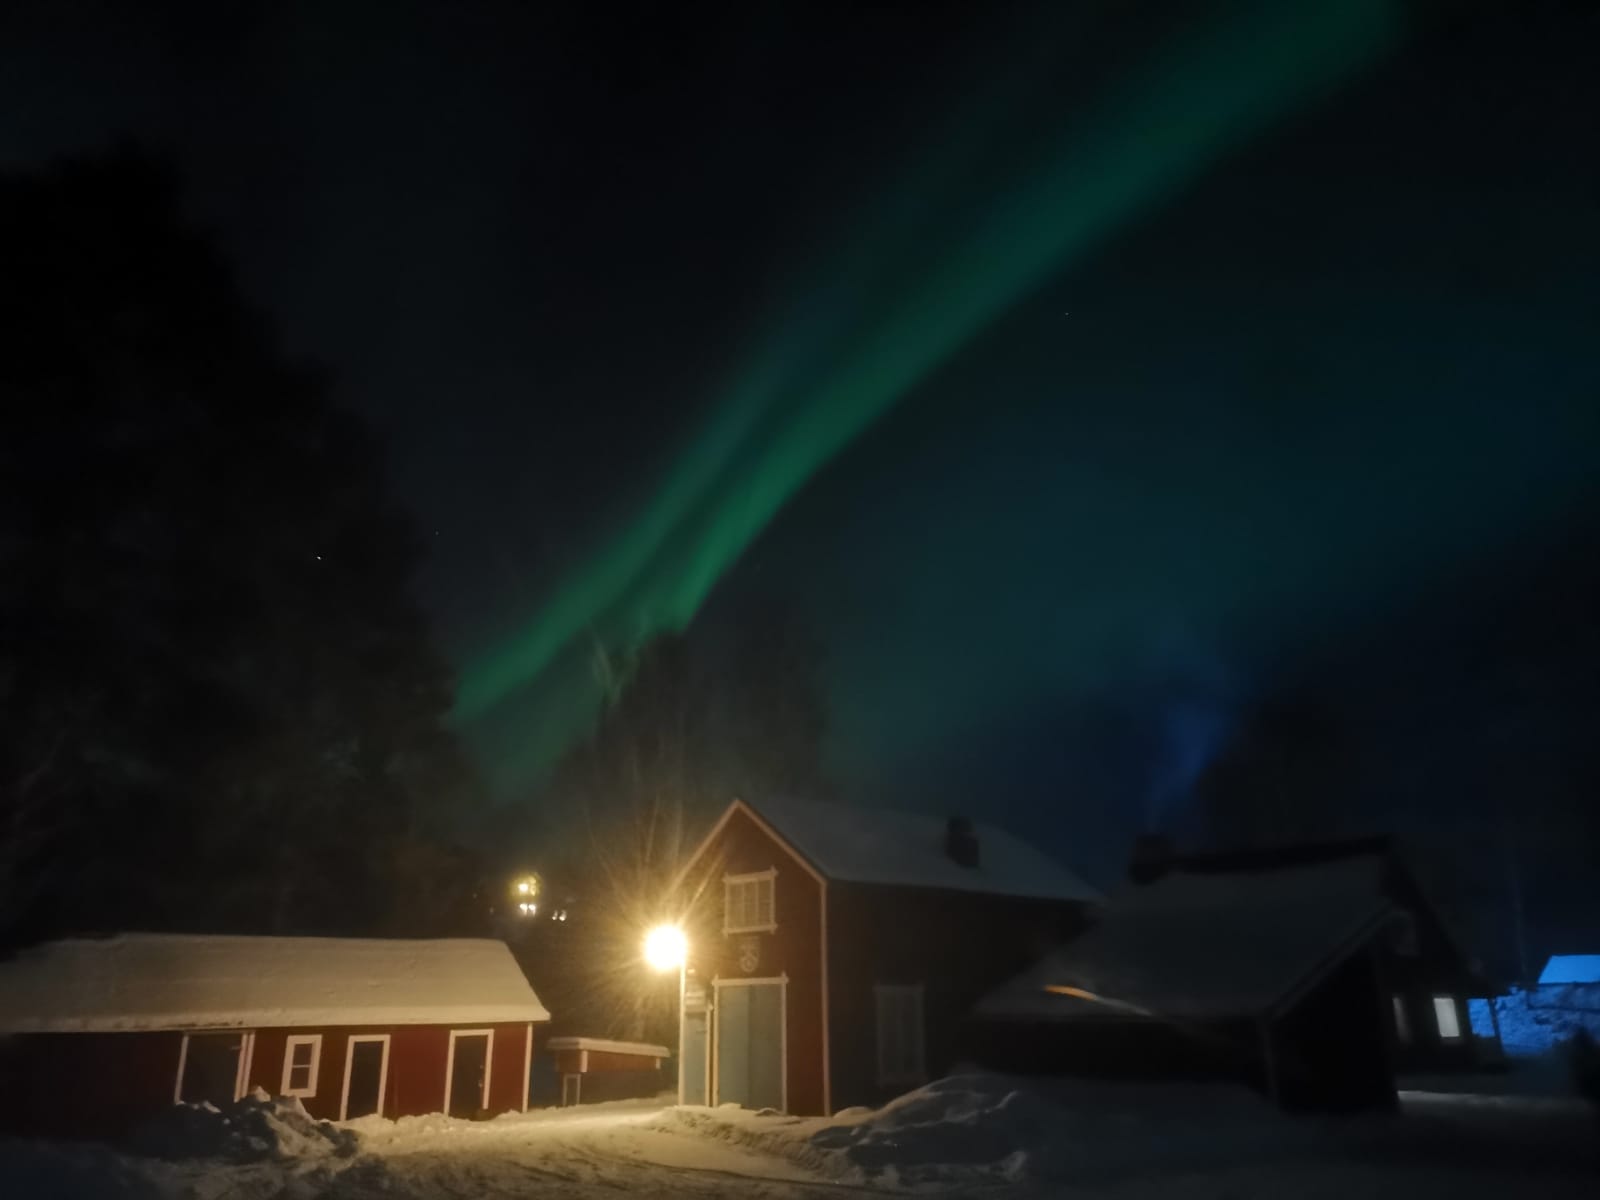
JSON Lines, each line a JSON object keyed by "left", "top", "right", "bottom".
{"left": 744, "top": 797, "right": 1101, "bottom": 903}
{"left": 977, "top": 857, "right": 1393, "bottom": 1021}
{"left": 0, "top": 934, "right": 550, "bottom": 1034}
{"left": 1538, "top": 955, "right": 1600, "bottom": 986}
{"left": 546, "top": 1037, "right": 670, "bottom": 1058}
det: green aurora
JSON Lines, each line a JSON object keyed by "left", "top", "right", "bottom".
{"left": 454, "top": 1, "right": 1406, "bottom": 789}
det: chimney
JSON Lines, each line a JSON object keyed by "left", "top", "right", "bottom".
{"left": 1128, "top": 832, "right": 1174, "bottom": 884}
{"left": 945, "top": 816, "right": 980, "bottom": 869}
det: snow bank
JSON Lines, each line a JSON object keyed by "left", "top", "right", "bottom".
{"left": 125, "top": 1090, "right": 359, "bottom": 1164}
{"left": 655, "top": 1073, "right": 1299, "bottom": 1187}
{"left": 1473, "top": 985, "right": 1600, "bottom": 1055}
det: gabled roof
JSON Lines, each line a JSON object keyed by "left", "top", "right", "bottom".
{"left": 977, "top": 856, "right": 1394, "bottom": 1022}
{"left": 687, "top": 796, "right": 1100, "bottom": 903}
{"left": 0, "top": 934, "right": 550, "bottom": 1034}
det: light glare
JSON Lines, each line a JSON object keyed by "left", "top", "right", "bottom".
{"left": 644, "top": 924, "right": 686, "bottom": 971}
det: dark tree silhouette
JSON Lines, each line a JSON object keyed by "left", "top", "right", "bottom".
{"left": 0, "top": 150, "right": 483, "bottom": 947}
{"left": 515, "top": 602, "right": 829, "bottom": 1041}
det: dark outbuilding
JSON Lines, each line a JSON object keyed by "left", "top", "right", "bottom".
{"left": 972, "top": 836, "right": 1499, "bottom": 1112}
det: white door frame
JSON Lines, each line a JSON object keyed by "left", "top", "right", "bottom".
{"left": 173, "top": 1030, "right": 255, "bottom": 1105}
{"left": 340, "top": 1034, "right": 392, "bottom": 1120}
{"left": 711, "top": 974, "right": 788, "bottom": 1112}
{"left": 444, "top": 1028, "right": 495, "bottom": 1115}
{"left": 521, "top": 1023, "right": 533, "bottom": 1113}
{"left": 683, "top": 1002, "right": 714, "bottom": 1106}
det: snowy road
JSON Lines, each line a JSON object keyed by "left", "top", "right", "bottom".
{"left": 4, "top": 1077, "right": 1596, "bottom": 1199}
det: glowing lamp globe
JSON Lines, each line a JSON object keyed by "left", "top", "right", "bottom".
{"left": 644, "top": 924, "right": 687, "bottom": 972}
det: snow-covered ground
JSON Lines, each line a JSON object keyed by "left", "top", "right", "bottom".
{"left": 2, "top": 1074, "right": 1594, "bottom": 1199}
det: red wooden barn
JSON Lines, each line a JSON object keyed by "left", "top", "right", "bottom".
{"left": 672, "top": 796, "right": 1100, "bottom": 1116}
{"left": 0, "top": 934, "right": 550, "bottom": 1139}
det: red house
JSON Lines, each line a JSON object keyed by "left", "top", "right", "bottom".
{"left": 672, "top": 797, "right": 1100, "bottom": 1116}
{"left": 0, "top": 934, "right": 550, "bottom": 1139}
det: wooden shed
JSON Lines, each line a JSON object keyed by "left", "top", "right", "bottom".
{"left": 544, "top": 1037, "right": 670, "bottom": 1106}
{"left": 0, "top": 934, "right": 550, "bottom": 1139}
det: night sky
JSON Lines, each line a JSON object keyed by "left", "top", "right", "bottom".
{"left": 6, "top": 2, "right": 1598, "bottom": 888}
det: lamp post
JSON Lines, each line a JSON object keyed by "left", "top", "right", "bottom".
{"left": 643, "top": 923, "right": 688, "bottom": 1104}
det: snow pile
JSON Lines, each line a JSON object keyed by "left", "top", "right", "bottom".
{"left": 656, "top": 1073, "right": 1298, "bottom": 1187}
{"left": 0, "top": 1140, "right": 163, "bottom": 1200}
{"left": 125, "top": 1090, "right": 359, "bottom": 1164}
{"left": 1473, "top": 985, "right": 1600, "bottom": 1055}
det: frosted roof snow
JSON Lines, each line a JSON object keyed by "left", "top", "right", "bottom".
{"left": 546, "top": 1037, "right": 671, "bottom": 1058}
{"left": 746, "top": 796, "right": 1101, "bottom": 903}
{"left": 977, "top": 856, "right": 1393, "bottom": 1021}
{"left": 1538, "top": 954, "right": 1600, "bottom": 985}
{"left": 0, "top": 934, "right": 550, "bottom": 1033}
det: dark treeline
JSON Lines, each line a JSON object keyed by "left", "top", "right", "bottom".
{"left": 0, "top": 150, "right": 487, "bottom": 950}
{"left": 1183, "top": 525, "right": 1600, "bottom": 981}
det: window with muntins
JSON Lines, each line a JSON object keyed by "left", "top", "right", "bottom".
{"left": 282, "top": 1034, "right": 322, "bottom": 1097}
{"left": 874, "top": 984, "right": 926, "bottom": 1086}
{"left": 724, "top": 871, "right": 776, "bottom": 933}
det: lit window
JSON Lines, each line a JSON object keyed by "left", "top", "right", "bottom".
{"left": 1392, "top": 996, "right": 1410, "bottom": 1043}
{"left": 874, "top": 984, "right": 926, "bottom": 1086}
{"left": 1432, "top": 995, "right": 1461, "bottom": 1041}
{"left": 282, "top": 1035, "right": 322, "bottom": 1097}
{"left": 724, "top": 870, "right": 777, "bottom": 933}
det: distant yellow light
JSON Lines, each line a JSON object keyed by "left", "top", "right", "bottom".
{"left": 644, "top": 924, "right": 687, "bottom": 971}
{"left": 517, "top": 882, "right": 529, "bottom": 894}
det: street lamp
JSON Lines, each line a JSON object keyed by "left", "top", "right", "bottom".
{"left": 643, "top": 923, "right": 688, "bottom": 1104}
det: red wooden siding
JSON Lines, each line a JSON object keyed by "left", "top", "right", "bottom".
{"left": 0, "top": 1031, "right": 183, "bottom": 1139}
{"left": 1, "top": 1022, "right": 535, "bottom": 1140}
{"left": 684, "top": 804, "right": 826, "bottom": 1115}
{"left": 826, "top": 884, "right": 1088, "bottom": 1111}
{"left": 489, "top": 1022, "right": 529, "bottom": 1112}
{"left": 554, "top": 1047, "right": 662, "bottom": 1073}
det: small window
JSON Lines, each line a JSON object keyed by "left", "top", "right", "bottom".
{"left": 282, "top": 1034, "right": 322, "bottom": 1097}
{"left": 1433, "top": 995, "right": 1461, "bottom": 1041}
{"left": 874, "top": 984, "right": 926, "bottom": 1086}
{"left": 1392, "top": 996, "right": 1411, "bottom": 1043}
{"left": 724, "top": 870, "right": 777, "bottom": 933}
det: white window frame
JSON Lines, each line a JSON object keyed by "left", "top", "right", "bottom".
{"left": 1432, "top": 995, "right": 1462, "bottom": 1041}
{"left": 281, "top": 1034, "right": 323, "bottom": 1098}
{"left": 445, "top": 1028, "right": 496, "bottom": 1114}
{"left": 723, "top": 868, "right": 778, "bottom": 934}
{"left": 340, "top": 1034, "right": 391, "bottom": 1120}
{"left": 874, "top": 983, "right": 927, "bottom": 1087}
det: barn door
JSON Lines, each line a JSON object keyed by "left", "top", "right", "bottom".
{"left": 714, "top": 981, "right": 784, "bottom": 1110}
{"left": 342, "top": 1036, "right": 389, "bottom": 1119}
{"left": 447, "top": 1031, "right": 492, "bottom": 1118}
{"left": 682, "top": 1008, "right": 709, "bottom": 1105}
